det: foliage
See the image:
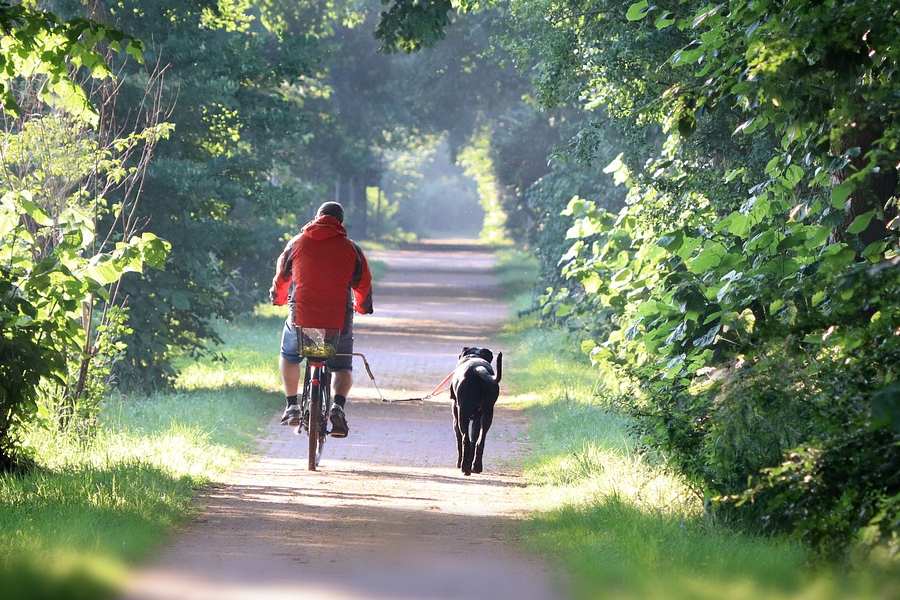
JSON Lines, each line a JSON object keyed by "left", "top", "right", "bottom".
{"left": 1, "top": 9, "right": 170, "bottom": 466}
{"left": 458, "top": 128, "right": 509, "bottom": 243}
{"left": 381, "top": 137, "right": 483, "bottom": 238}
{"left": 88, "top": 0, "right": 342, "bottom": 387}
{"left": 376, "top": 0, "right": 484, "bottom": 52}
{"left": 97, "top": 0, "right": 481, "bottom": 386}
{"left": 0, "top": 310, "right": 275, "bottom": 598}
{"left": 374, "top": 0, "right": 900, "bottom": 557}
{"left": 0, "top": 156, "right": 169, "bottom": 465}
{"left": 539, "top": 0, "right": 899, "bottom": 557}
{"left": 503, "top": 322, "right": 899, "bottom": 600}
{"left": 0, "top": 1, "right": 142, "bottom": 124}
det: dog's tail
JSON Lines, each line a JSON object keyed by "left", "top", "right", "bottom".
{"left": 494, "top": 352, "right": 502, "bottom": 384}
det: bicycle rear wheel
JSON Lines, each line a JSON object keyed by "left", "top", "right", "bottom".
{"left": 307, "top": 367, "right": 322, "bottom": 471}
{"left": 316, "top": 368, "right": 331, "bottom": 466}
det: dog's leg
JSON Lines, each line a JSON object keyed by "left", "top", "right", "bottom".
{"left": 462, "top": 430, "right": 474, "bottom": 476}
{"left": 469, "top": 411, "right": 483, "bottom": 473}
{"left": 472, "top": 406, "right": 493, "bottom": 474}
{"left": 452, "top": 393, "right": 463, "bottom": 469}
{"left": 459, "top": 405, "right": 475, "bottom": 476}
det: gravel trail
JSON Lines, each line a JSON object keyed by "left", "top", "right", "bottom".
{"left": 123, "top": 241, "right": 561, "bottom": 600}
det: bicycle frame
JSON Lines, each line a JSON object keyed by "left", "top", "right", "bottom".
{"left": 293, "top": 324, "right": 383, "bottom": 470}
{"left": 299, "top": 358, "right": 332, "bottom": 471}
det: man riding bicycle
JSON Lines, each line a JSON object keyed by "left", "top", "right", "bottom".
{"left": 270, "top": 201, "right": 373, "bottom": 438}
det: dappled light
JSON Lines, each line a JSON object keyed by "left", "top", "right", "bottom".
{"left": 1, "top": 1, "right": 897, "bottom": 599}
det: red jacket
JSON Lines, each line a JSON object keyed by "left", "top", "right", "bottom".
{"left": 271, "top": 215, "right": 373, "bottom": 329}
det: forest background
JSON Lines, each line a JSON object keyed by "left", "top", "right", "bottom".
{"left": 1, "top": 0, "right": 897, "bottom": 584}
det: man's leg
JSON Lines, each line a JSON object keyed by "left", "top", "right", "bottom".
{"left": 327, "top": 323, "right": 353, "bottom": 438}
{"left": 328, "top": 369, "right": 351, "bottom": 437}
{"left": 282, "top": 355, "right": 301, "bottom": 396}
{"left": 280, "top": 323, "right": 303, "bottom": 426}
{"left": 332, "top": 370, "right": 352, "bottom": 403}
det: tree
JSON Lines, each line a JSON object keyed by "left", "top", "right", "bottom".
{"left": 1, "top": 1, "right": 169, "bottom": 466}
{"left": 374, "top": 0, "right": 900, "bottom": 556}
{"left": 82, "top": 0, "right": 337, "bottom": 387}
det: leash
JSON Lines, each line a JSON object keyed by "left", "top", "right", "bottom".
{"left": 347, "top": 351, "right": 454, "bottom": 404}
{"left": 351, "top": 352, "right": 389, "bottom": 403}
{"left": 389, "top": 368, "right": 455, "bottom": 403}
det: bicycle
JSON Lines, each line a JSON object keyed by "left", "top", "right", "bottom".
{"left": 293, "top": 327, "right": 388, "bottom": 471}
{"left": 295, "top": 327, "right": 338, "bottom": 471}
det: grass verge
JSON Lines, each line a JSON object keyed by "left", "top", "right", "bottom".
{"left": 0, "top": 309, "right": 285, "bottom": 600}
{"left": 496, "top": 250, "right": 898, "bottom": 600}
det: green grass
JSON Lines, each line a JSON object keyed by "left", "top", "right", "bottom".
{"left": 493, "top": 247, "right": 541, "bottom": 321}
{"left": 369, "top": 258, "right": 387, "bottom": 282}
{"left": 501, "top": 320, "right": 898, "bottom": 600}
{"left": 0, "top": 310, "right": 284, "bottom": 600}
{"left": 494, "top": 248, "right": 897, "bottom": 600}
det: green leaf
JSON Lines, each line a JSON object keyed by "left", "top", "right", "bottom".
{"left": 664, "top": 320, "right": 688, "bottom": 346}
{"left": 582, "top": 272, "right": 602, "bottom": 294}
{"left": 733, "top": 118, "right": 755, "bottom": 135}
{"left": 862, "top": 241, "right": 888, "bottom": 262}
{"left": 686, "top": 241, "right": 727, "bottom": 274}
{"left": 721, "top": 212, "right": 750, "bottom": 238}
{"left": 830, "top": 181, "right": 854, "bottom": 208}
{"left": 126, "top": 39, "right": 144, "bottom": 64}
{"left": 782, "top": 164, "right": 804, "bottom": 189}
{"left": 745, "top": 230, "right": 776, "bottom": 253}
{"left": 846, "top": 210, "right": 875, "bottom": 235}
{"left": 555, "top": 303, "right": 573, "bottom": 318}
{"left": 86, "top": 259, "right": 123, "bottom": 285}
{"left": 692, "top": 324, "right": 720, "bottom": 348}
{"left": 804, "top": 225, "right": 830, "bottom": 248}
{"left": 139, "top": 233, "right": 170, "bottom": 268}
{"left": 19, "top": 198, "right": 53, "bottom": 226}
{"left": 0, "top": 208, "right": 17, "bottom": 238}
{"left": 654, "top": 12, "right": 675, "bottom": 29}
{"left": 657, "top": 231, "right": 683, "bottom": 251}
{"left": 819, "top": 247, "right": 856, "bottom": 276}
{"left": 662, "top": 353, "right": 686, "bottom": 379}
{"left": 638, "top": 301, "right": 660, "bottom": 317}
{"left": 626, "top": 1, "right": 651, "bottom": 21}
{"left": 811, "top": 290, "right": 826, "bottom": 306}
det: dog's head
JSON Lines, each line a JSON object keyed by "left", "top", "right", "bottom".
{"left": 459, "top": 346, "right": 493, "bottom": 364}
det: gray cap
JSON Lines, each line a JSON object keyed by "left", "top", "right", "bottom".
{"left": 316, "top": 201, "right": 344, "bottom": 223}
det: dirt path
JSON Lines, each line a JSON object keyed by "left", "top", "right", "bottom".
{"left": 124, "top": 241, "right": 561, "bottom": 600}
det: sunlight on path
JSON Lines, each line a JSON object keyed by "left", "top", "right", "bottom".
{"left": 123, "top": 241, "right": 562, "bottom": 600}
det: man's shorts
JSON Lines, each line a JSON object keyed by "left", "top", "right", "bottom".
{"left": 280, "top": 320, "right": 353, "bottom": 371}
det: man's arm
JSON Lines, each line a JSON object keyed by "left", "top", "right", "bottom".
{"left": 270, "top": 238, "right": 295, "bottom": 305}
{"left": 350, "top": 242, "right": 373, "bottom": 314}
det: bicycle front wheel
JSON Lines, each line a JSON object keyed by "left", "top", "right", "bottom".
{"left": 307, "top": 371, "right": 322, "bottom": 471}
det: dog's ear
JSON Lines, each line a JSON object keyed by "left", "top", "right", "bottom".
{"left": 460, "top": 346, "right": 471, "bottom": 359}
{"left": 479, "top": 348, "right": 493, "bottom": 363}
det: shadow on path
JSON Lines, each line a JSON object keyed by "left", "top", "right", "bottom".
{"left": 123, "top": 242, "right": 562, "bottom": 600}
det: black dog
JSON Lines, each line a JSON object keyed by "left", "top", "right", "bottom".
{"left": 450, "top": 347, "right": 502, "bottom": 476}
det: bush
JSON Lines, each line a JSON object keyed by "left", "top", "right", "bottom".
{"left": 0, "top": 277, "right": 64, "bottom": 470}
{"left": 0, "top": 14, "right": 170, "bottom": 465}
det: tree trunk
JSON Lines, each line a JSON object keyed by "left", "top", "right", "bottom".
{"left": 375, "top": 188, "right": 383, "bottom": 240}
{"left": 836, "top": 125, "right": 898, "bottom": 245}
{"left": 351, "top": 177, "right": 368, "bottom": 239}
